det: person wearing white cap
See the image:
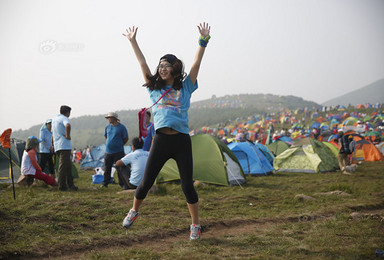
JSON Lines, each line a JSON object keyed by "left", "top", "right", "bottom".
{"left": 356, "top": 120, "right": 364, "bottom": 134}
{"left": 101, "top": 112, "right": 129, "bottom": 188}
{"left": 38, "top": 119, "right": 55, "bottom": 180}
{"left": 20, "top": 136, "right": 57, "bottom": 186}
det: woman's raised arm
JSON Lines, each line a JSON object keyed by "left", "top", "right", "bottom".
{"left": 123, "top": 26, "right": 152, "bottom": 85}
{"left": 189, "top": 22, "right": 211, "bottom": 85}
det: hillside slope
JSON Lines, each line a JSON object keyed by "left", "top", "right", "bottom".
{"left": 322, "top": 78, "right": 384, "bottom": 106}
{"left": 12, "top": 94, "right": 320, "bottom": 148}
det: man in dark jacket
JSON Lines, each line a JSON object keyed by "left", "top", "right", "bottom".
{"left": 337, "top": 129, "right": 350, "bottom": 174}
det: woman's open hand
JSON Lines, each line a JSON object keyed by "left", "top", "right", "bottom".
{"left": 123, "top": 26, "right": 138, "bottom": 42}
{"left": 198, "top": 22, "right": 210, "bottom": 38}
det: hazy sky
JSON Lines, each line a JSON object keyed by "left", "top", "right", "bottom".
{"left": 1, "top": 0, "right": 383, "bottom": 131}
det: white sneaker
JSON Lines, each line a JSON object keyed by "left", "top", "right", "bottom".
{"left": 190, "top": 224, "right": 201, "bottom": 240}
{"left": 122, "top": 209, "right": 139, "bottom": 228}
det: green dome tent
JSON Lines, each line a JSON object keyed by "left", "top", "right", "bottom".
{"left": 274, "top": 138, "right": 339, "bottom": 173}
{"left": 322, "top": 141, "right": 339, "bottom": 158}
{"left": 267, "top": 140, "right": 290, "bottom": 156}
{"left": 157, "top": 134, "right": 246, "bottom": 186}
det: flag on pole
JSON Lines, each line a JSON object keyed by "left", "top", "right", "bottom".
{"left": 0, "top": 128, "right": 12, "bottom": 148}
{"left": 0, "top": 128, "right": 16, "bottom": 200}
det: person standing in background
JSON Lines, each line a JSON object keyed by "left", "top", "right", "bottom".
{"left": 72, "top": 148, "right": 77, "bottom": 163}
{"left": 102, "top": 112, "right": 129, "bottom": 188}
{"left": 52, "top": 105, "right": 78, "bottom": 191}
{"left": 39, "top": 119, "right": 55, "bottom": 180}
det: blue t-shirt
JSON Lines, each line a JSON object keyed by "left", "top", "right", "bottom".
{"left": 142, "top": 122, "right": 155, "bottom": 151}
{"left": 148, "top": 75, "right": 198, "bottom": 134}
{"left": 52, "top": 114, "right": 71, "bottom": 151}
{"left": 120, "top": 149, "right": 149, "bottom": 186}
{"left": 39, "top": 129, "right": 52, "bottom": 153}
{"left": 104, "top": 123, "right": 128, "bottom": 154}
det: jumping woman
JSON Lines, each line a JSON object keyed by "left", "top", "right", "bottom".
{"left": 122, "top": 22, "right": 211, "bottom": 240}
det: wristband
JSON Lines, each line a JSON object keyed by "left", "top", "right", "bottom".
{"left": 199, "top": 35, "right": 211, "bottom": 47}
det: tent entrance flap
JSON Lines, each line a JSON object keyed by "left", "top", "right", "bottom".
{"left": 223, "top": 152, "right": 245, "bottom": 187}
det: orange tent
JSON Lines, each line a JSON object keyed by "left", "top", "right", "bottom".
{"left": 342, "top": 113, "right": 350, "bottom": 119}
{"left": 351, "top": 135, "right": 384, "bottom": 162}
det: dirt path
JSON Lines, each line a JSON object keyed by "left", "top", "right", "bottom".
{"left": 46, "top": 218, "right": 285, "bottom": 260}
{"left": 18, "top": 207, "right": 384, "bottom": 259}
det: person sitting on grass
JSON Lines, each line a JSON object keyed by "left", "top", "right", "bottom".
{"left": 21, "top": 136, "right": 57, "bottom": 187}
{"left": 115, "top": 137, "right": 148, "bottom": 190}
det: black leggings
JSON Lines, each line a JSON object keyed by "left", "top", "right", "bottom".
{"left": 135, "top": 132, "right": 198, "bottom": 204}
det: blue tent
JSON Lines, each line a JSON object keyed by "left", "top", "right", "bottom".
{"left": 320, "top": 125, "right": 329, "bottom": 131}
{"left": 277, "top": 136, "right": 294, "bottom": 145}
{"left": 253, "top": 142, "right": 275, "bottom": 165}
{"left": 228, "top": 142, "right": 274, "bottom": 176}
{"left": 80, "top": 144, "right": 132, "bottom": 169}
{"left": 311, "top": 122, "right": 320, "bottom": 129}
{"left": 330, "top": 118, "right": 339, "bottom": 126}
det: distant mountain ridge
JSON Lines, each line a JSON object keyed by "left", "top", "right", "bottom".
{"left": 12, "top": 93, "right": 320, "bottom": 148}
{"left": 322, "top": 78, "right": 384, "bottom": 107}
{"left": 12, "top": 77, "right": 384, "bottom": 149}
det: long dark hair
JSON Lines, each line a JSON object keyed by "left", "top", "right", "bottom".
{"left": 144, "top": 54, "right": 186, "bottom": 90}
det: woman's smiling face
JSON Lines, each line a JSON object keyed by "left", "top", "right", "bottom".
{"left": 158, "top": 60, "right": 174, "bottom": 84}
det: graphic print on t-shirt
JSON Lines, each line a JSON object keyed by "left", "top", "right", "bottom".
{"left": 157, "top": 89, "right": 181, "bottom": 113}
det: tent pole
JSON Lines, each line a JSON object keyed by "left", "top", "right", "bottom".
{"left": 9, "top": 148, "right": 16, "bottom": 200}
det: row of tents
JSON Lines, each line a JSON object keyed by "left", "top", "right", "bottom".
{"left": 81, "top": 132, "right": 384, "bottom": 186}
{"left": 155, "top": 132, "right": 383, "bottom": 185}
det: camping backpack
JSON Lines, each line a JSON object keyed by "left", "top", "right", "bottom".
{"left": 349, "top": 139, "right": 356, "bottom": 154}
{"left": 340, "top": 135, "right": 352, "bottom": 154}
{"left": 138, "top": 87, "right": 173, "bottom": 139}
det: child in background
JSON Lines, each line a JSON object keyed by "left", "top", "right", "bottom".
{"left": 21, "top": 136, "right": 57, "bottom": 186}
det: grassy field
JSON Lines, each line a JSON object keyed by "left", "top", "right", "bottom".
{"left": 1, "top": 161, "right": 384, "bottom": 259}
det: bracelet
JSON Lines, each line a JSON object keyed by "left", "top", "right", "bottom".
{"left": 199, "top": 35, "right": 211, "bottom": 47}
